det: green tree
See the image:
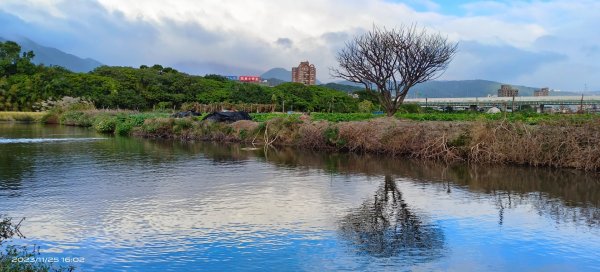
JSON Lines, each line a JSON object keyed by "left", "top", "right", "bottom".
{"left": 0, "top": 41, "right": 35, "bottom": 77}
{"left": 358, "top": 100, "right": 373, "bottom": 113}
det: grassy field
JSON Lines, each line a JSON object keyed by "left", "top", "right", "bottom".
{"left": 6, "top": 110, "right": 600, "bottom": 132}
{"left": 0, "top": 111, "right": 46, "bottom": 122}
{"left": 395, "top": 112, "right": 600, "bottom": 124}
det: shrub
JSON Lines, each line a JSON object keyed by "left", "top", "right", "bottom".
{"left": 93, "top": 115, "right": 118, "bottom": 133}
{"left": 358, "top": 100, "right": 374, "bottom": 113}
{"left": 59, "top": 111, "right": 93, "bottom": 127}
{"left": 397, "top": 103, "right": 422, "bottom": 113}
{"left": 35, "top": 96, "right": 95, "bottom": 113}
{"left": 173, "top": 118, "right": 194, "bottom": 134}
{"left": 324, "top": 126, "right": 341, "bottom": 146}
{"left": 156, "top": 101, "right": 173, "bottom": 111}
{"left": 140, "top": 118, "right": 174, "bottom": 138}
{"left": 41, "top": 112, "right": 59, "bottom": 124}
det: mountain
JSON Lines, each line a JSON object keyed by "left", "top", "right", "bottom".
{"left": 320, "top": 82, "right": 364, "bottom": 93}
{"left": 261, "top": 68, "right": 291, "bottom": 82}
{"left": 263, "top": 77, "right": 287, "bottom": 87}
{"left": 0, "top": 36, "right": 103, "bottom": 72}
{"left": 409, "top": 80, "right": 540, "bottom": 98}
{"left": 333, "top": 80, "right": 363, "bottom": 88}
{"left": 261, "top": 67, "right": 322, "bottom": 86}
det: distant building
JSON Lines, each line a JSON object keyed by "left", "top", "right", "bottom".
{"left": 498, "top": 84, "right": 519, "bottom": 97}
{"left": 292, "top": 61, "right": 316, "bottom": 85}
{"left": 534, "top": 87, "right": 550, "bottom": 97}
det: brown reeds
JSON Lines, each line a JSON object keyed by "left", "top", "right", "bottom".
{"left": 132, "top": 116, "right": 600, "bottom": 172}
{"left": 468, "top": 120, "right": 600, "bottom": 171}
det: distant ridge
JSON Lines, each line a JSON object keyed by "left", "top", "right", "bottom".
{"left": 320, "top": 82, "right": 364, "bottom": 93}
{"left": 0, "top": 36, "right": 103, "bottom": 72}
{"left": 261, "top": 68, "right": 291, "bottom": 82}
{"left": 261, "top": 67, "right": 322, "bottom": 86}
{"left": 410, "top": 80, "right": 539, "bottom": 98}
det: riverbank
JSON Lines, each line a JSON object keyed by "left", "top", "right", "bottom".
{"left": 133, "top": 116, "right": 600, "bottom": 171}
{"left": 7, "top": 110, "right": 600, "bottom": 171}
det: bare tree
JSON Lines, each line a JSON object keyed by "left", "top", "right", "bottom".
{"left": 338, "top": 175, "right": 445, "bottom": 258}
{"left": 331, "top": 25, "right": 457, "bottom": 116}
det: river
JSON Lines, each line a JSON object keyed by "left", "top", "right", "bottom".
{"left": 0, "top": 123, "right": 599, "bottom": 271}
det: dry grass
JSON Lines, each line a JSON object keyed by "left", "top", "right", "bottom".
{"left": 468, "top": 120, "right": 600, "bottom": 171}
{"left": 131, "top": 115, "right": 600, "bottom": 172}
{"left": 0, "top": 111, "right": 45, "bottom": 122}
{"left": 297, "top": 121, "right": 330, "bottom": 149}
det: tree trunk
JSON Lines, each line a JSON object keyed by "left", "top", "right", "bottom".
{"left": 385, "top": 107, "right": 396, "bottom": 117}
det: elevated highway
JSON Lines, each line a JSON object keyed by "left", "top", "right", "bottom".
{"left": 404, "top": 96, "right": 600, "bottom": 111}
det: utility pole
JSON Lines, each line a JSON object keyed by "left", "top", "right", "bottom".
{"left": 511, "top": 95, "right": 515, "bottom": 112}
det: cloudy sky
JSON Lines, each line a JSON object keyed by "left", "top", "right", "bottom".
{"left": 0, "top": 0, "right": 598, "bottom": 91}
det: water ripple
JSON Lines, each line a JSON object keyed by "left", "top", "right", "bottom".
{"left": 0, "top": 137, "right": 107, "bottom": 144}
{"left": 1, "top": 124, "right": 599, "bottom": 271}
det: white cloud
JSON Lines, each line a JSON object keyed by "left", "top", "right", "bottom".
{"left": 0, "top": 0, "right": 599, "bottom": 90}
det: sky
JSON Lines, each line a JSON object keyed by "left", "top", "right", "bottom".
{"left": 0, "top": 0, "right": 598, "bottom": 91}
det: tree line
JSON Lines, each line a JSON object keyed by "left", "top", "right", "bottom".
{"left": 0, "top": 41, "right": 359, "bottom": 112}
{"left": 2, "top": 24, "right": 456, "bottom": 115}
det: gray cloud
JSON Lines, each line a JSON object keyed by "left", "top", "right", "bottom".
{"left": 172, "top": 61, "right": 261, "bottom": 76}
{"left": 321, "top": 31, "right": 349, "bottom": 43}
{"left": 275, "top": 38, "right": 293, "bottom": 49}
{"left": 444, "top": 41, "right": 567, "bottom": 83}
{"left": 0, "top": 2, "right": 269, "bottom": 75}
{"left": 1, "top": 0, "right": 600, "bottom": 90}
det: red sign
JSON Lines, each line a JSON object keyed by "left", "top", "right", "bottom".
{"left": 239, "top": 76, "right": 261, "bottom": 82}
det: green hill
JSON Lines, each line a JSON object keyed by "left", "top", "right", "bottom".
{"left": 261, "top": 67, "right": 322, "bottom": 86}
{"left": 0, "top": 36, "right": 103, "bottom": 72}
{"left": 320, "top": 82, "right": 364, "bottom": 93}
{"left": 261, "top": 68, "right": 291, "bottom": 82}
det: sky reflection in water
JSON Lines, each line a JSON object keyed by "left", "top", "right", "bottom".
{"left": 0, "top": 123, "right": 599, "bottom": 271}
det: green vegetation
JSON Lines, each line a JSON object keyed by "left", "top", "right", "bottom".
{"left": 1, "top": 41, "right": 358, "bottom": 113}
{"left": 46, "top": 110, "right": 170, "bottom": 135}
{"left": 249, "top": 113, "right": 300, "bottom": 122}
{"left": 40, "top": 107, "right": 600, "bottom": 137}
{"left": 395, "top": 111, "right": 600, "bottom": 125}
{"left": 4, "top": 40, "right": 596, "bottom": 128}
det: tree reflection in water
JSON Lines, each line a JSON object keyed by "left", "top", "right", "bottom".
{"left": 338, "top": 175, "right": 445, "bottom": 259}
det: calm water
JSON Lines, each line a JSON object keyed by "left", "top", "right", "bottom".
{"left": 0, "top": 123, "right": 599, "bottom": 271}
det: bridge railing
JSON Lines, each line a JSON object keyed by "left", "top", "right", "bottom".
{"left": 404, "top": 96, "right": 600, "bottom": 106}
